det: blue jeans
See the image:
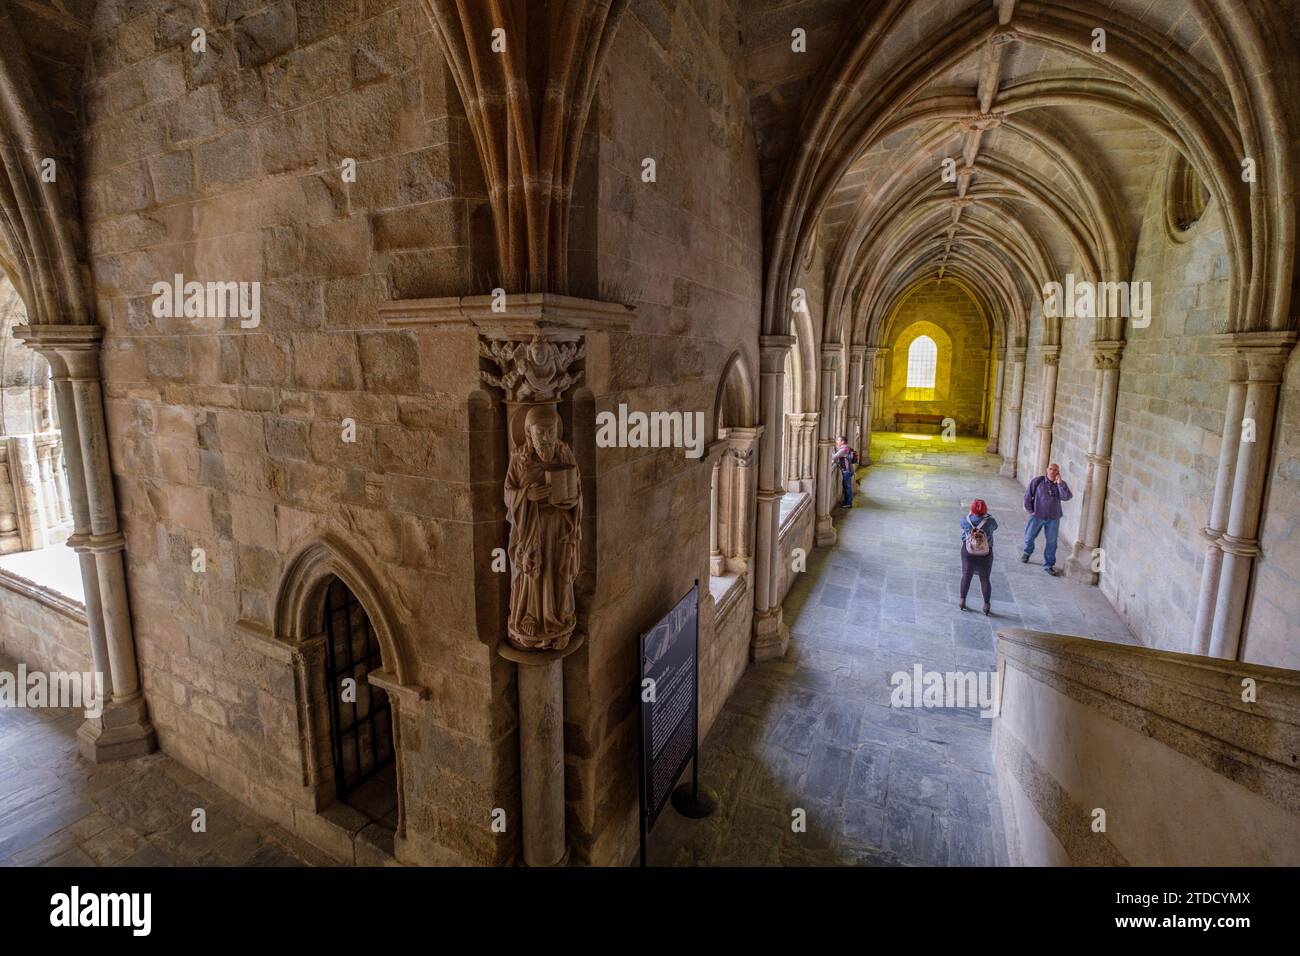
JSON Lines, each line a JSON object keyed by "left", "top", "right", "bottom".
{"left": 1023, "top": 516, "right": 1060, "bottom": 567}
{"left": 841, "top": 470, "right": 854, "bottom": 506}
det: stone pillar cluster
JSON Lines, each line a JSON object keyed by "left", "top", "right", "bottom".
{"left": 998, "top": 347, "right": 1027, "bottom": 478}
{"left": 846, "top": 346, "right": 865, "bottom": 452}
{"left": 752, "top": 334, "right": 795, "bottom": 662}
{"left": 871, "top": 347, "right": 889, "bottom": 430}
{"left": 15, "top": 324, "right": 155, "bottom": 762}
{"left": 860, "top": 347, "right": 878, "bottom": 464}
{"left": 1034, "top": 345, "right": 1061, "bottom": 476}
{"left": 783, "top": 412, "right": 818, "bottom": 493}
{"left": 814, "top": 344, "right": 843, "bottom": 546}
{"left": 1066, "top": 340, "right": 1124, "bottom": 583}
{"left": 1198, "top": 331, "right": 1298, "bottom": 660}
{"left": 711, "top": 427, "right": 762, "bottom": 578}
{"left": 986, "top": 347, "right": 1005, "bottom": 454}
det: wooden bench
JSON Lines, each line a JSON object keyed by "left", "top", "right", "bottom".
{"left": 894, "top": 412, "right": 945, "bottom": 434}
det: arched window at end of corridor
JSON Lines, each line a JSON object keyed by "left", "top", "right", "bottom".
{"left": 906, "top": 334, "right": 938, "bottom": 400}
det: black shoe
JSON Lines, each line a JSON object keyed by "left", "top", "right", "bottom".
{"left": 983, "top": 604, "right": 991, "bottom": 616}
{"left": 1020, "top": 553, "right": 1030, "bottom": 563}
{"left": 1044, "top": 566, "right": 1058, "bottom": 577}
{"left": 959, "top": 601, "right": 967, "bottom": 611}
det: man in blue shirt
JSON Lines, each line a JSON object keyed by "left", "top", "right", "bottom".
{"left": 1022, "top": 462, "right": 1072, "bottom": 576}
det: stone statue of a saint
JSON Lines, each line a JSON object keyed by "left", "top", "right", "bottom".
{"left": 504, "top": 404, "right": 582, "bottom": 650}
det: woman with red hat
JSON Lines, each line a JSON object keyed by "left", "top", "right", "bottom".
{"left": 960, "top": 498, "right": 998, "bottom": 615}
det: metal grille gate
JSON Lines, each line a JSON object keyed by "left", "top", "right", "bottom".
{"left": 322, "top": 578, "right": 394, "bottom": 798}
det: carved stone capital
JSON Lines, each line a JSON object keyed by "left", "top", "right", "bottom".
{"left": 1091, "top": 339, "right": 1125, "bottom": 369}
{"left": 759, "top": 334, "right": 796, "bottom": 372}
{"left": 12, "top": 324, "right": 104, "bottom": 381}
{"left": 1217, "top": 330, "right": 1298, "bottom": 384}
{"left": 1041, "top": 348, "right": 1060, "bottom": 367}
{"left": 479, "top": 336, "right": 585, "bottom": 403}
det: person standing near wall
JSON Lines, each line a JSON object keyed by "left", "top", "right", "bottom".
{"left": 1022, "top": 462, "right": 1072, "bottom": 576}
{"left": 960, "top": 498, "right": 998, "bottom": 615}
{"left": 832, "top": 435, "right": 858, "bottom": 507}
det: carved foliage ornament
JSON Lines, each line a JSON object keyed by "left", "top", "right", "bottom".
{"left": 480, "top": 335, "right": 585, "bottom": 403}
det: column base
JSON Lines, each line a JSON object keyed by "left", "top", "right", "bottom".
{"left": 999, "top": 459, "right": 1017, "bottom": 478}
{"left": 751, "top": 607, "right": 789, "bottom": 661}
{"left": 985, "top": 439, "right": 999, "bottom": 454}
{"left": 1063, "top": 552, "right": 1099, "bottom": 586}
{"left": 77, "top": 696, "right": 156, "bottom": 763}
{"left": 815, "top": 515, "right": 837, "bottom": 548}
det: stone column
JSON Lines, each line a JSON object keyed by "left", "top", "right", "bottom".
{"left": 15, "top": 325, "right": 155, "bottom": 761}
{"left": 498, "top": 639, "right": 585, "bottom": 866}
{"left": 781, "top": 414, "right": 796, "bottom": 492}
{"left": 1208, "top": 331, "right": 1297, "bottom": 660}
{"left": 872, "top": 347, "right": 889, "bottom": 429}
{"left": 709, "top": 457, "right": 724, "bottom": 576}
{"left": 1034, "top": 346, "right": 1061, "bottom": 477}
{"left": 861, "top": 347, "right": 878, "bottom": 464}
{"left": 726, "top": 427, "right": 761, "bottom": 572}
{"left": 846, "top": 346, "right": 865, "bottom": 452}
{"left": 753, "top": 336, "right": 795, "bottom": 660}
{"left": 986, "top": 348, "right": 1005, "bottom": 453}
{"left": 1065, "top": 341, "right": 1124, "bottom": 584}
{"left": 1193, "top": 355, "right": 1248, "bottom": 654}
{"left": 999, "top": 347, "right": 1027, "bottom": 478}
{"left": 814, "top": 344, "right": 842, "bottom": 547}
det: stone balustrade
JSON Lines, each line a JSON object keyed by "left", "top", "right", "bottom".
{"left": 994, "top": 627, "right": 1300, "bottom": 865}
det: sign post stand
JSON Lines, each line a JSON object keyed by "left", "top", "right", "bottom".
{"left": 636, "top": 581, "right": 718, "bottom": 866}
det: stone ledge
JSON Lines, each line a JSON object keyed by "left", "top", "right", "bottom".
{"left": 996, "top": 627, "right": 1300, "bottom": 814}
{"left": 378, "top": 293, "right": 634, "bottom": 337}
{"left": 0, "top": 564, "right": 87, "bottom": 625}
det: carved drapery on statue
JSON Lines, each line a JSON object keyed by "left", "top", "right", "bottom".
{"left": 481, "top": 334, "right": 586, "bottom": 652}
{"left": 503, "top": 405, "right": 581, "bottom": 650}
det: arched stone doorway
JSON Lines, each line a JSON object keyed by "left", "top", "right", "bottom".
{"left": 275, "top": 537, "right": 416, "bottom": 861}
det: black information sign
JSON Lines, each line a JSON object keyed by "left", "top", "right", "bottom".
{"left": 637, "top": 582, "right": 700, "bottom": 863}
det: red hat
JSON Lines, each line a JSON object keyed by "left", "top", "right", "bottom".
{"left": 970, "top": 499, "right": 987, "bottom": 515}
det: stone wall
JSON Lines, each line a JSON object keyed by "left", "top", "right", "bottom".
{"left": 82, "top": 0, "right": 513, "bottom": 865}
{"left": 0, "top": 573, "right": 90, "bottom": 678}
{"left": 882, "top": 282, "right": 990, "bottom": 435}
{"left": 567, "top": 0, "right": 764, "bottom": 866}
{"left": 1015, "top": 301, "right": 1044, "bottom": 481}
{"left": 1045, "top": 257, "right": 1096, "bottom": 555}
{"left": 1097, "top": 193, "right": 1229, "bottom": 653}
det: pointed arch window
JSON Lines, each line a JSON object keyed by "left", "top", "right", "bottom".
{"left": 906, "top": 335, "right": 938, "bottom": 397}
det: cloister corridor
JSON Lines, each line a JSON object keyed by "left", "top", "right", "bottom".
{"left": 650, "top": 433, "right": 1137, "bottom": 866}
